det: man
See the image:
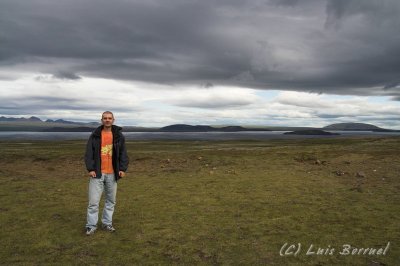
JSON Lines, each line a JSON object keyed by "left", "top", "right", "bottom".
{"left": 84, "top": 111, "right": 129, "bottom": 236}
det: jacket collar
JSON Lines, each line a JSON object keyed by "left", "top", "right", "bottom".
{"left": 92, "top": 124, "right": 122, "bottom": 139}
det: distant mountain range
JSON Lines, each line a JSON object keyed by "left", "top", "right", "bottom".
{"left": 0, "top": 116, "right": 399, "bottom": 132}
{"left": 323, "top": 123, "right": 381, "bottom": 130}
{"left": 0, "top": 116, "right": 100, "bottom": 126}
{"left": 159, "top": 124, "right": 269, "bottom": 132}
{"left": 322, "top": 123, "right": 400, "bottom": 132}
{"left": 284, "top": 129, "right": 340, "bottom": 135}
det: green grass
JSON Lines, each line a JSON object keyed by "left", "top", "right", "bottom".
{"left": 0, "top": 137, "right": 399, "bottom": 265}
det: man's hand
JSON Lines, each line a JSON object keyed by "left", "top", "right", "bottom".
{"left": 89, "top": 171, "right": 96, "bottom": 177}
{"left": 119, "top": 171, "right": 126, "bottom": 178}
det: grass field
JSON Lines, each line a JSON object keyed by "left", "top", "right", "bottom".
{"left": 0, "top": 137, "right": 399, "bottom": 265}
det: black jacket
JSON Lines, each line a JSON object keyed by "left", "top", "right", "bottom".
{"left": 85, "top": 124, "right": 129, "bottom": 182}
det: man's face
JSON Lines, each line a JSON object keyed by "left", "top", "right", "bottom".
{"left": 101, "top": 113, "right": 114, "bottom": 127}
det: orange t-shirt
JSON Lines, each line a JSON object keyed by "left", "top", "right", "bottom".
{"left": 101, "top": 129, "right": 114, "bottom": 174}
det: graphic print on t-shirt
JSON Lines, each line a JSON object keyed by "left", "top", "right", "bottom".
{"left": 101, "top": 130, "right": 114, "bottom": 174}
{"left": 101, "top": 144, "right": 113, "bottom": 156}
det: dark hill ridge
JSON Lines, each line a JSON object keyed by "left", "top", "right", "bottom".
{"left": 0, "top": 116, "right": 42, "bottom": 122}
{"left": 46, "top": 119, "right": 99, "bottom": 126}
{"left": 160, "top": 124, "right": 214, "bottom": 132}
{"left": 41, "top": 127, "right": 95, "bottom": 132}
{"left": 322, "top": 122, "right": 400, "bottom": 132}
{"left": 159, "top": 124, "right": 270, "bottom": 132}
{"left": 323, "top": 123, "right": 382, "bottom": 131}
{"left": 284, "top": 129, "right": 340, "bottom": 135}
{"left": 0, "top": 116, "right": 100, "bottom": 126}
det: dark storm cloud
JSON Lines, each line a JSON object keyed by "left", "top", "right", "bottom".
{"left": 0, "top": 95, "right": 136, "bottom": 115}
{"left": 170, "top": 98, "right": 254, "bottom": 109}
{"left": 1, "top": 0, "right": 400, "bottom": 98}
{"left": 317, "top": 114, "right": 351, "bottom": 119}
{"left": 52, "top": 72, "right": 82, "bottom": 80}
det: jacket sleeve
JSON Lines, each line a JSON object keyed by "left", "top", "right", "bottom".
{"left": 85, "top": 134, "right": 96, "bottom": 172}
{"left": 119, "top": 134, "right": 129, "bottom": 172}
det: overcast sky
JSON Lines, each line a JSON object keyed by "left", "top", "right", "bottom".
{"left": 1, "top": 0, "right": 399, "bottom": 128}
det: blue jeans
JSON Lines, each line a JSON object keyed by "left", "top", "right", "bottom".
{"left": 86, "top": 173, "right": 117, "bottom": 229}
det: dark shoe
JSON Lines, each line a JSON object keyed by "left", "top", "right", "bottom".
{"left": 86, "top": 227, "right": 96, "bottom": 236}
{"left": 102, "top": 224, "right": 116, "bottom": 232}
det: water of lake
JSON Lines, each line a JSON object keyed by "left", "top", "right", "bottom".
{"left": 0, "top": 131, "right": 399, "bottom": 140}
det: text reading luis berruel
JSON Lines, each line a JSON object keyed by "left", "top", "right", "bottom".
{"left": 280, "top": 242, "right": 390, "bottom": 256}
